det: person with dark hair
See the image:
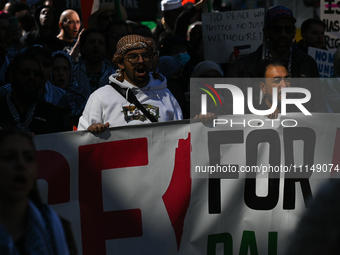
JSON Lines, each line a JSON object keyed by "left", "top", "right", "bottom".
{"left": 0, "top": 45, "right": 70, "bottom": 110}
{"left": 73, "top": 28, "right": 114, "bottom": 113}
{"left": 258, "top": 59, "right": 291, "bottom": 118}
{"left": 20, "top": 5, "right": 63, "bottom": 52}
{"left": 0, "top": 53, "right": 71, "bottom": 134}
{"left": 51, "top": 50, "right": 87, "bottom": 122}
{"left": 0, "top": 128, "right": 75, "bottom": 254}
{"left": 51, "top": 51, "right": 72, "bottom": 90}
{"left": 296, "top": 18, "right": 326, "bottom": 53}
{"left": 78, "top": 35, "right": 182, "bottom": 133}
{"left": 228, "top": 6, "right": 320, "bottom": 78}
{"left": 227, "top": 6, "right": 327, "bottom": 113}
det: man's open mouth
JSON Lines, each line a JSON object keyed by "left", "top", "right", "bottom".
{"left": 136, "top": 66, "right": 146, "bottom": 77}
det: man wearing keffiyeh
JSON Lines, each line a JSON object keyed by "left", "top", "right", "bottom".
{"left": 78, "top": 34, "right": 183, "bottom": 133}
{"left": 0, "top": 53, "right": 71, "bottom": 134}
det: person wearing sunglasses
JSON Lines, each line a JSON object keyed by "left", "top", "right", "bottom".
{"left": 78, "top": 35, "right": 183, "bottom": 134}
{"left": 0, "top": 53, "right": 71, "bottom": 134}
{"left": 227, "top": 5, "right": 327, "bottom": 113}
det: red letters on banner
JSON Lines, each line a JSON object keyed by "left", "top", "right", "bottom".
{"left": 78, "top": 138, "right": 147, "bottom": 255}
{"left": 37, "top": 150, "right": 70, "bottom": 204}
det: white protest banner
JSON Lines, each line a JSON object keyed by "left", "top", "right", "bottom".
{"left": 320, "top": 0, "right": 340, "bottom": 50}
{"left": 308, "top": 47, "right": 336, "bottom": 77}
{"left": 33, "top": 115, "right": 340, "bottom": 254}
{"left": 202, "top": 8, "right": 264, "bottom": 63}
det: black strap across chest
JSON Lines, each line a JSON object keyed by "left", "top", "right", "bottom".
{"left": 110, "top": 82, "right": 158, "bottom": 123}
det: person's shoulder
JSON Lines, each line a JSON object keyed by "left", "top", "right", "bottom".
{"left": 89, "top": 84, "right": 117, "bottom": 98}
{"left": 293, "top": 45, "right": 316, "bottom": 62}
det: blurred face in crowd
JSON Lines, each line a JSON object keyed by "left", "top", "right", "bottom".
{"left": 118, "top": 48, "right": 153, "bottom": 88}
{"left": 34, "top": 52, "right": 52, "bottom": 85}
{"left": 265, "top": 18, "right": 295, "bottom": 54}
{"left": 303, "top": 24, "right": 325, "bottom": 49}
{"left": 99, "top": 10, "right": 116, "bottom": 29}
{"left": 260, "top": 64, "right": 290, "bottom": 108}
{"left": 82, "top": 32, "right": 106, "bottom": 64}
{"left": 61, "top": 10, "right": 81, "bottom": 41}
{"left": 52, "top": 56, "right": 71, "bottom": 90}
{"left": 0, "top": 134, "right": 37, "bottom": 202}
{"left": 10, "top": 59, "right": 43, "bottom": 104}
{"left": 40, "top": 7, "right": 54, "bottom": 28}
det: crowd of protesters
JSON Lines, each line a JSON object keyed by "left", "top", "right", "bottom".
{"left": 0, "top": 0, "right": 334, "bottom": 134}
{"left": 0, "top": 0, "right": 338, "bottom": 253}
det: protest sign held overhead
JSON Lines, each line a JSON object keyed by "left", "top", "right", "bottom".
{"left": 202, "top": 8, "right": 264, "bottom": 63}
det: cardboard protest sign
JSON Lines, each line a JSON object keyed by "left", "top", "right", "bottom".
{"left": 202, "top": 8, "right": 264, "bottom": 63}
{"left": 308, "top": 47, "right": 336, "bottom": 77}
{"left": 320, "top": 0, "right": 340, "bottom": 51}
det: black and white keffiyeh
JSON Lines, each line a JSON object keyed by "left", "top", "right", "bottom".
{"left": 6, "top": 92, "right": 36, "bottom": 132}
{"left": 0, "top": 201, "right": 69, "bottom": 255}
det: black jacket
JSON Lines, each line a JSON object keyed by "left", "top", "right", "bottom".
{"left": 0, "top": 97, "right": 71, "bottom": 135}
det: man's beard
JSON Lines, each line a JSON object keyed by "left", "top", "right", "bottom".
{"left": 13, "top": 85, "right": 40, "bottom": 104}
{"left": 269, "top": 40, "right": 292, "bottom": 54}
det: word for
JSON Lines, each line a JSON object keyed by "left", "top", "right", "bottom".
{"left": 207, "top": 127, "right": 315, "bottom": 212}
